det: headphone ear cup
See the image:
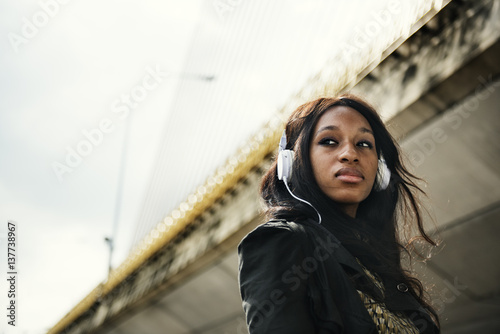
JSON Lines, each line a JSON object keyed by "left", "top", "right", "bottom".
{"left": 277, "top": 150, "right": 295, "bottom": 181}
{"left": 375, "top": 158, "right": 391, "bottom": 191}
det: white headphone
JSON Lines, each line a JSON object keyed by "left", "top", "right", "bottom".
{"left": 374, "top": 155, "right": 391, "bottom": 191}
{"left": 277, "top": 130, "right": 322, "bottom": 223}
{"left": 277, "top": 130, "right": 391, "bottom": 191}
{"left": 277, "top": 130, "right": 294, "bottom": 181}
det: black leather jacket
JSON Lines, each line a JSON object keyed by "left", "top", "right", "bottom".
{"left": 238, "top": 219, "right": 439, "bottom": 333}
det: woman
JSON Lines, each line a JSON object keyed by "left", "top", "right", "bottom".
{"left": 238, "top": 95, "right": 440, "bottom": 333}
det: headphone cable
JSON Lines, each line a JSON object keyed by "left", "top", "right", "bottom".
{"left": 283, "top": 177, "right": 322, "bottom": 224}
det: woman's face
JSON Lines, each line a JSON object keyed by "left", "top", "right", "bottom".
{"left": 309, "top": 106, "right": 378, "bottom": 217}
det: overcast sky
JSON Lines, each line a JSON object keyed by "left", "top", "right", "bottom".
{"left": 0, "top": 0, "right": 396, "bottom": 333}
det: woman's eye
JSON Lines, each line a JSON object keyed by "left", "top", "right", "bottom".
{"left": 319, "top": 138, "right": 337, "bottom": 146}
{"left": 358, "top": 141, "right": 373, "bottom": 149}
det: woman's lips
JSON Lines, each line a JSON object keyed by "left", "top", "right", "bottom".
{"left": 335, "top": 168, "right": 364, "bottom": 183}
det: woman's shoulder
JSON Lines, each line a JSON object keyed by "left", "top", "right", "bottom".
{"left": 258, "top": 219, "right": 308, "bottom": 231}
{"left": 243, "top": 219, "right": 308, "bottom": 239}
{"left": 238, "top": 219, "right": 309, "bottom": 250}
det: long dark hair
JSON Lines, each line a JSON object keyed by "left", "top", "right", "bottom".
{"left": 260, "top": 94, "right": 439, "bottom": 325}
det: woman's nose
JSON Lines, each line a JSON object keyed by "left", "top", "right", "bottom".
{"left": 338, "top": 144, "right": 359, "bottom": 162}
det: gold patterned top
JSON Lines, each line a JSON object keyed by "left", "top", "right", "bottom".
{"left": 355, "top": 260, "right": 419, "bottom": 334}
